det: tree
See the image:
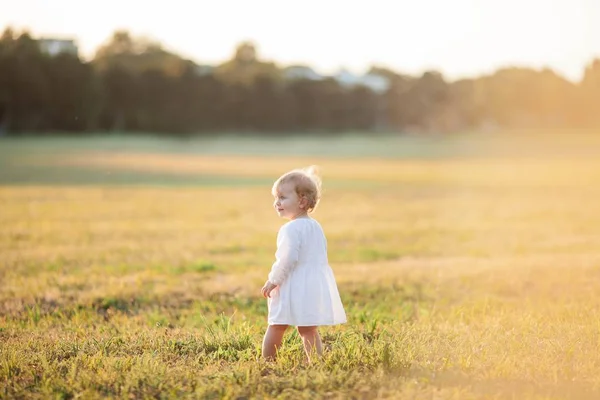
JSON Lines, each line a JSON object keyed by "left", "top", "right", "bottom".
{"left": 93, "top": 30, "right": 193, "bottom": 77}
{"left": 214, "top": 41, "right": 281, "bottom": 86}
{"left": 0, "top": 31, "right": 51, "bottom": 132}
{"left": 44, "top": 53, "right": 96, "bottom": 131}
{"left": 98, "top": 66, "right": 140, "bottom": 131}
{"left": 580, "top": 59, "right": 600, "bottom": 127}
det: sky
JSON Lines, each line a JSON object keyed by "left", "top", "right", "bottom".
{"left": 1, "top": 0, "right": 599, "bottom": 82}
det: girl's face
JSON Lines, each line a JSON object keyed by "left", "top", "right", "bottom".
{"left": 273, "top": 182, "right": 307, "bottom": 220}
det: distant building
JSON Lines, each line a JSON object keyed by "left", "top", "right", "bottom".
{"left": 333, "top": 69, "right": 360, "bottom": 87}
{"left": 195, "top": 64, "right": 214, "bottom": 76}
{"left": 359, "top": 73, "right": 391, "bottom": 94}
{"left": 333, "top": 69, "right": 390, "bottom": 94}
{"left": 283, "top": 65, "right": 323, "bottom": 81}
{"left": 38, "top": 38, "right": 78, "bottom": 57}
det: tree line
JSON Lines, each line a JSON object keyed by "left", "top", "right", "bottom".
{"left": 1, "top": 28, "right": 599, "bottom": 135}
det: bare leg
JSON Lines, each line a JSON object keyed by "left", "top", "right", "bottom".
{"left": 297, "top": 326, "right": 322, "bottom": 362}
{"left": 262, "top": 324, "right": 288, "bottom": 361}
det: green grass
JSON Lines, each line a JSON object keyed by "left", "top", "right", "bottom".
{"left": 2, "top": 131, "right": 600, "bottom": 399}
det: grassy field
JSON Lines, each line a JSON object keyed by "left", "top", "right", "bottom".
{"left": 2, "top": 131, "right": 600, "bottom": 399}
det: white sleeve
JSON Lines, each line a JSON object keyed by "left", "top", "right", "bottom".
{"left": 268, "top": 224, "right": 300, "bottom": 285}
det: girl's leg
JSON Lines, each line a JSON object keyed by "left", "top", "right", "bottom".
{"left": 297, "top": 326, "right": 322, "bottom": 362}
{"left": 262, "top": 324, "right": 288, "bottom": 360}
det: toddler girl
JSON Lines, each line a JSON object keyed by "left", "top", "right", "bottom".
{"left": 261, "top": 166, "right": 346, "bottom": 362}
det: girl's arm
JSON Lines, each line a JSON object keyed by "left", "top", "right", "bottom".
{"left": 267, "top": 224, "right": 300, "bottom": 286}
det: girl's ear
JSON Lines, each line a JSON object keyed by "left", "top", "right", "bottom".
{"left": 299, "top": 195, "right": 309, "bottom": 209}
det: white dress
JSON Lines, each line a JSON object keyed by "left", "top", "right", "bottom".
{"left": 267, "top": 217, "right": 347, "bottom": 326}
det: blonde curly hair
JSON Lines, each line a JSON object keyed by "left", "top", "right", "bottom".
{"left": 272, "top": 165, "right": 322, "bottom": 213}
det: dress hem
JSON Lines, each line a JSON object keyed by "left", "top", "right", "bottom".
{"left": 267, "top": 319, "right": 347, "bottom": 327}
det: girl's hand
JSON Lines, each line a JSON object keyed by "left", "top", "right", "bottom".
{"left": 261, "top": 281, "right": 278, "bottom": 298}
